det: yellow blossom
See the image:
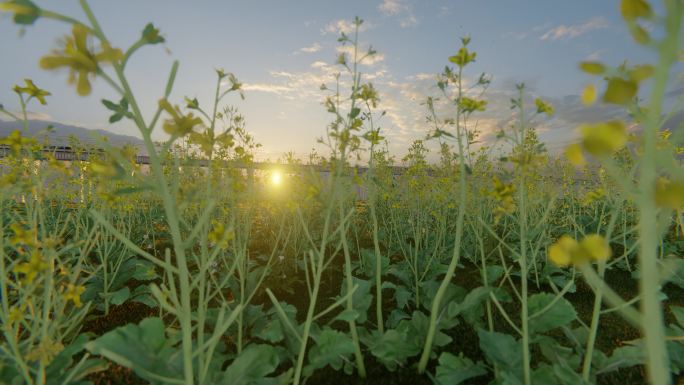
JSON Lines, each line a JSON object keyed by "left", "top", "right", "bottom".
{"left": 9, "top": 222, "right": 37, "bottom": 247}
{"left": 13, "top": 79, "right": 50, "bottom": 105}
{"left": 579, "top": 234, "right": 611, "bottom": 261}
{"left": 548, "top": 234, "right": 611, "bottom": 267}
{"left": 158, "top": 99, "right": 203, "bottom": 137}
{"left": 40, "top": 24, "right": 123, "bottom": 96}
{"left": 7, "top": 306, "right": 23, "bottom": 326}
{"left": 26, "top": 337, "right": 64, "bottom": 365}
{"left": 13, "top": 250, "right": 48, "bottom": 285}
{"left": 565, "top": 143, "right": 586, "bottom": 167}
{"left": 580, "top": 120, "right": 627, "bottom": 156}
{"left": 581, "top": 84, "right": 597, "bottom": 106}
{"left": 655, "top": 177, "right": 684, "bottom": 209}
{"left": 62, "top": 283, "right": 86, "bottom": 307}
{"left": 535, "top": 98, "right": 554, "bottom": 116}
{"left": 0, "top": 130, "right": 36, "bottom": 155}
{"left": 548, "top": 235, "right": 577, "bottom": 267}
{"left": 208, "top": 219, "right": 233, "bottom": 248}
{"left": 582, "top": 188, "right": 605, "bottom": 206}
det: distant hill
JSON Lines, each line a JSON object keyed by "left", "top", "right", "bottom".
{"left": 0, "top": 120, "right": 146, "bottom": 153}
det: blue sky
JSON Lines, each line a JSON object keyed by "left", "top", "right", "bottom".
{"left": 0, "top": 0, "right": 668, "bottom": 161}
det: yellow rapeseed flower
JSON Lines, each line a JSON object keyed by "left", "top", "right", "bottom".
{"left": 535, "top": 98, "right": 554, "bottom": 116}
{"left": 582, "top": 187, "right": 605, "bottom": 206}
{"left": 548, "top": 234, "right": 611, "bottom": 267}
{"left": 63, "top": 283, "right": 86, "bottom": 308}
{"left": 158, "top": 99, "right": 203, "bottom": 137}
{"left": 208, "top": 219, "right": 233, "bottom": 249}
{"left": 7, "top": 306, "right": 23, "bottom": 326}
{"left": 13, "top": 250, "right": 48, "bottom": 285}
{"left": 565, "top": 143, "right": 586, "bottom": 167}
{"left": 655, "top": 177, "right": 684, "bottom": 209}
{"left": 580, "top": 120, "right": 628, "bottom": 156}
{"left": 548, "top": 235, "right": 578, "bottom": 267}
{"left": 9, "top": 222, "right": 37, "bottom": 247}
{"left": 581, "top": 84, "right": 597, "bottom": 106}
{"left": 0, "top": 130, "right": 36, "bottom": 155}
{"left": 579, "top": 234, "right": 611, "bottom": 261}
{"left": 13, "top": 79, "right": 50, "bottom": 105}
{"left": 40, "top": 24, "right": 123, "bottom": 96}
{"left": 26, "top": 337, "right": 64, "bottom": 365}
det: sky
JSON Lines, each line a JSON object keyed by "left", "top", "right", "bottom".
{"left": 0, "top": 0, "right": 676, "bottom": 162}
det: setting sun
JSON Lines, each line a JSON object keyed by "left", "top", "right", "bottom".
{"left": 270, "top": 170, "right": 283, "bottom": 186}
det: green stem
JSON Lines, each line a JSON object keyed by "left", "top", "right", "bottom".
{"left": 417, "top": 65, "right": 466, "bottom": 374}
{"left": 637, "top": 2, "right": 681, "bottom": 384}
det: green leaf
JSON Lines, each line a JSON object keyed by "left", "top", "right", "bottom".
{"left": 304, "top": 328, "right": 355, "bottom": 376}
{"left": 528, "top": 293, "right": 577, "bottom": 335}
{"left": 101, "top": 98, "right": 133, "bottom": 124}
{"left": 334, "top": 308, "right": 360, "bottom": 322}
{"left": 448, "top": 286, "right": 491, "bottom": 318}
{"left": 552, "top": 363, "right": 586, "bottom": 385}
{"left": 365, "top": 328, "right": 421, "bottom": 371}
{"left": 222, "top": 344, "right": 280, "bottom": 385}
{"left": 46, "top": 333, "right": 108, "bottom": 385}
{"left": 85, "top": 317, "right": 183, "bottom": 383}
{"left": 478, "top": 329, "right": 521, "bottom": 374}
{"left": 109, "top": 286, "right": 131, "bottom": 306}
{"left": 434, "top": 352, "right": 487, "bottom": 385}
{"left": 339, "top": 277, "right": 372, "bottom": 323}
{"left": 600, "top": 344, "right": 643, "bottom": 372}
{"left": 671, "top": 306, "right": 684, "bottom": 327}
{"left": 254, "top": 318, "right": 284, "bottom": 343}
{"left": 486, "top": 265, "right": 505, "bottom": 284}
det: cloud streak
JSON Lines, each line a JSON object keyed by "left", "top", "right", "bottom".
{"left": 298, "top": 42, "right": 322, "bottom": 53}
{"left": 378, "top": 0, "right": 418, "bottom": 28}
{"left": 540, "top": 17, "right": 609, "bottom": 41}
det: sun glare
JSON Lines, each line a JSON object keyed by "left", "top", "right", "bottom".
{"left": 271, "top": 170, "right": 283, "bottom": 186}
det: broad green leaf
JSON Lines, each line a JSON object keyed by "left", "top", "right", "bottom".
{"left": 304, "top": 328, "right": 355, "bottom": 376}
{"left": 434, "top": 352, "right": 487, "bottom": 385}
{"left": 334, "top": 308, "right": 360, "bottom": 322}
{"left": 85, "top": 317, "right": 183, "bottom": 383}
{"left": 46, "top": 333, "right": 108, "bottom": 385}
{"left": 671, "top": 306, "right": 684, "bottom": 327}
{"left": 366, "top": 328, "right": 421, "bottom": 371}
{"left": 448, "top": 286, "right": 491, "bottom": 318}
{"left": 253, "top": 318, "right": 284, "bottom": 343}
{"left": 528, "top": 293, "right": 577, "bottom": 335}
{"left": 598, "top": 345, "right": 644, "bottom": 373}
{"left": 339, "top": 277, "right": 372, "bottom": 323}
{"left": 221, "top": 344, "right": 280, "bottom": 385}
{"left": 478, "top": 329, "right": 521, "bottom": 374}
{"left": 109, "top": 286, "right": 131, "bottom": 306}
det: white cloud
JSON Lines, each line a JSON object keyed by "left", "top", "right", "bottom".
{"left": 584, "top": 50, "right": 603, "bottom": 61}
{"left": 378, "top": 0, "right": 418, "bottom": 28}
{"left": 242, "top": 83, "right": 292, "bottom": 95}
{"left": 540, "top": 17, "right": 609, "bottom": 41}
{"left": 298, "top": 42, "right": 322, "bottom": 54}
{"left": 322, "top": 19, "right": 370, "bottom": 35}
{"left": 335, "top": 45, "right": 386, "bottom": 66}
{"left": 379, "top": 0, "right": 408, "bottom": 15}
{"left": 400, "top": 14, "right": 418, "bottom": 28}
